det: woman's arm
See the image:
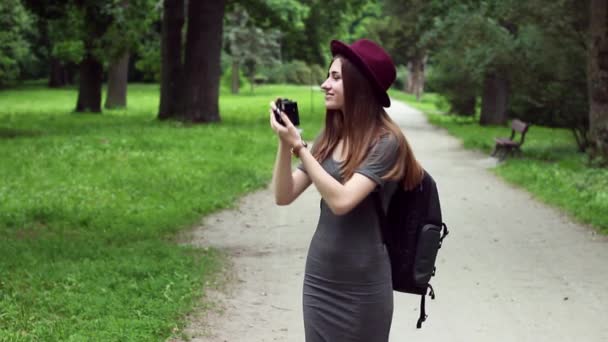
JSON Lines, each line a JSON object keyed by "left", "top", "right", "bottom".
{"left": 270, "top": 105, "right": 380, "bottom": 214}
{"left": 272, "top": 140, "right": 312, "bottom": 205}
{"left": 297, "top": 146, "right": 376, "bottom": 215}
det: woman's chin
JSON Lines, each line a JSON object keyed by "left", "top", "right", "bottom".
{"left": 324, "top": 102, "right": 342, "bottom": 111}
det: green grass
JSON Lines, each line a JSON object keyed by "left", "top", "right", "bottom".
{"left": 0, "top": 83, "right": 326, "bottom": 340}
{"left": 389, "top": 89, "right": 448, "bottom": 114}
{"left": 391, "top": 90, "right": 608, "bottom": 234}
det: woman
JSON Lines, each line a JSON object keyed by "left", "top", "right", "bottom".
{"left": 269, "top": 39, "right": 423, "bottom": 341}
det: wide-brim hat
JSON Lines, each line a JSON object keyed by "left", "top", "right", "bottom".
{"left": 330, "top": 39, "right": 396, "bottom": 107}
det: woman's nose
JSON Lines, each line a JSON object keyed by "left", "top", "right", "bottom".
{"left": 321, "top": 79, "right": 330, "bottom": 90}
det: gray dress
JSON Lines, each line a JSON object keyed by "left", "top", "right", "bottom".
{"left": 298, "top": 135, "right": 399, "bottom": 342}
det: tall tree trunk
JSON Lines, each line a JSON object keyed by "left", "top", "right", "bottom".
{"left": 406, "top": 61, "right": 414, "bottom": 93}
{"left": 158, "top": 0, "right": 185, "bottom": 120}
{"left": 105, "top": 52, "right": 130, "bottom": 109}
{"left": 231, "top": 60, "right": 239, "bottom": 94}
{"left": 588, "top": 0, "right": 608, "bottom": 162}
{"left": 75, "top": 54, "right": 103, "bottom": 113}
{"left": 181, "top": 0, "right": 226, "bottom": 122}
{"left": 480, "top": 72, "right": 510, "bottom": 125}
{"left": 406, "top": 55, "right": 425, "bottom": 99}
{"left": 49, "top": 58, "right": 68, "bottom": 88}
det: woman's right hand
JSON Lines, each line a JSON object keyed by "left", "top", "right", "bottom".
{"left": 269, "top": 101, "right": 302, "bottom": 148}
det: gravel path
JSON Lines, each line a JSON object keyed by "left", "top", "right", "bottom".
{"left": 175, "top": 99, "right": 608, "bottom": 342}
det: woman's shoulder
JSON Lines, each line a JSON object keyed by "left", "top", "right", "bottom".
{"left": 372, "top": 131, "right": 400, "bottom": 152}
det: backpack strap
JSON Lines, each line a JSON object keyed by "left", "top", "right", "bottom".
{"left": 439, "top": 223, "right": 449, "bottom": 248}
{"left": 417, "top": 294, "right": 426, "bottom": 328}
{"left": 416, "top": 284, "right": 436, "bottom": 329}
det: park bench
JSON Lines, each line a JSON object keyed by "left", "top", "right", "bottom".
{"left": 491, "top": 119, "right": 531, "bottom": 161}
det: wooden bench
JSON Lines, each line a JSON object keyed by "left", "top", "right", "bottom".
{"left": 491, "top": 119, "right": 531, "bottom": 161}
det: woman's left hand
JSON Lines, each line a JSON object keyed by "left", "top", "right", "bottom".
{"left": 269, "top": 101, "right": 302, "bottom": 148}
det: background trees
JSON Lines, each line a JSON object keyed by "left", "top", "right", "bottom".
{"left": 0, "top": 0, "right": 34, "bottom": 87}
{"left": 1, "top": 0, "right": 606, "bottom": 161}
{"left": 588, "top": 0, "right": 608, "bottom": 164}
{"left": 158, "top": 0, "right": 227, "bottom": 122}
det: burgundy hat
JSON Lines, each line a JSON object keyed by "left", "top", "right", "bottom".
{"left": 330, "top": 39, "right": 396, "bottom": 107}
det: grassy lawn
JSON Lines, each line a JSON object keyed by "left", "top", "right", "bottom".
{"left": 390, "top": 90, "right": 608, "bottom": 234}
{"left": 0, "top": 83, "right": 326, "bottom": 340}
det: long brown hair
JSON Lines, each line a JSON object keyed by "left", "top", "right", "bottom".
{"left": 311, "top": 55, "right": 423, "bottom": 190}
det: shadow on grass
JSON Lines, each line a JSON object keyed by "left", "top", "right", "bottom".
{"left": 0, "top": 127, "right": 43, "bottom": 138}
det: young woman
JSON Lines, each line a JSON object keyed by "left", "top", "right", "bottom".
{"left": 269, "top": 39, "right": 423, "bottom": 342}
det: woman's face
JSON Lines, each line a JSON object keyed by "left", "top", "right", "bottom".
{"left": 321, "top": 58, "right": 344, "bottom": 111}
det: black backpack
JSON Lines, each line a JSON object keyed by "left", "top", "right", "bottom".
{"left": 373, "top": 170, "right": 449, "bottom": 328}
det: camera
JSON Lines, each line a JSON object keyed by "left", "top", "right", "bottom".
{"left": 274, "top": 98, "right": 300, "bottom": 126}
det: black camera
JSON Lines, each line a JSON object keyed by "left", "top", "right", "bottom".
{"left": 274, "top": 98, "right": 300, "bottom": 126}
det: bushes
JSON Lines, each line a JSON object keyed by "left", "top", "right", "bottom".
{"left": 260, "top": 60, "right": 325, "bottom": 85}
{"left": 220, "top": 66, "right": 250, "bottom": 92}
{"left": 0, "top": 0, "right": 33, "bottom": 86}
{"left": 426, "top": 62, "right": 479, "bottom": 116}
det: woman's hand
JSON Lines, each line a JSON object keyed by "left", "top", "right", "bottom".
{"left": 269, "top": 100, "right": 302, "bottom": 148}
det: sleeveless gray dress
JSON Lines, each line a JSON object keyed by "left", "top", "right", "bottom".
{"left": 297, "top": 135, "right": 399, "bottom": 342}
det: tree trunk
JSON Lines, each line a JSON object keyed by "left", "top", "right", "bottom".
{"left": 406, "top": 61, "right": 413, "bottom": 93}
{"left": 181, "top": 0, "right": 226, "bottom": 123}
{"left": 588, "top": 0, "right": 608, "bottom": 162}
{"left": 158, "top": 0, "right": 185, "bottom": 120}
{"left": 75, "top": 54, "right": 103, "bottom": 113}
{"left": 105, "top": 52, "right": 130, "bottom": 109}
{"left": 480, "top": 72, "right": 510, "bottom": 125}
{"left": 231, "top": 60, "right": 239, "bottom": 94}
{"left": 406, "top": 55, "right": 426, "bottom": 99}
{"left": 49, "top": 58, "right": 68, "bottom": 88}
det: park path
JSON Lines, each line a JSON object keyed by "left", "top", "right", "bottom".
{"left": 175, "top": 99, "right": 608, "bottom": 342}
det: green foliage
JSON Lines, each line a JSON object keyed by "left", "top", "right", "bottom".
{"left": 420, "top": 0, "right": 588, "bottom": 136}
{"left": 507, "top": 23, "right": 588, "bottom": 130}
{"left": 259, "top": 0, "right": 309, "bottom": 30}
{"left": 396, "top": 91, "right": 608, "bottom": 233}
{"left": 393, "top": 65, "right": 408, "bottom": 91}
{"left": 280, "top": 0, "right": 372, "bottom": 66}
{"left": 0, "top": 0, "right": 33, "bottom": 86}
{"left": 0, "top": 83, "right": 326, "bottom": 339}
{"left": 260, "top": 60, "right": 324, "bottom": 85}
{"left": 388, "top": 89, "right": 449, "bottom": 114}
{"left": 418, "top": 0, "right": 589, "bottom": 130}
{"left": 46, "top": 4, "right": 86, "bottom": 64}
{"left": 24, "top": 0, "right": 158, "bottom": 74}
{"left": 134, "top": 35, "right": 161, "bottom": 82}
{"left": 220, "top": 62, "right": 251, "bottom": 91}
{"left": 101, "top": 0, "right": 159, "bottom": 61}
{"left": 309, "top": 64, "right": 326, "bottom": 85}
{"left": 224, "top": 5, "right": 281, "bottom": 91}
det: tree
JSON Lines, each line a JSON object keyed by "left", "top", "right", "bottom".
{"left": 280, "top": 0, "right": 370, "bottom": 67}
{"left": 420, "top": 2, "right": 519, "bottom": 124}
{"left": 417, "top": 0, "right": 590, "bottom": 136}
{"left": 158, "top": 0, "right": 184, "bottom": 119}
{"left": 0, "top": 0, "right": 33, "bottom": 87}
{"left": 24, "top": 0, "right": 155, "bottom": 112}
{"left": 23, "top": 0, "right": 76, "bottom": 88}
{"left": 74, "top": 2, "right": 113, "bottom": 113}
{"left": 588, "top": 0, "right": 608, "bottom": 163}
{"left": 158, "top": 0, "right": 227, "bottom": 122}
{"left": 381, "top": 0, "right": 430, "bottom": 100}
{"left": 181, "top": 0, "right": 227, "bottom": 122}
{"left": 105, "top": 52, "right": 129, "bottom": 108}
{"left": 104, "top": 0, "right": 158, "bottom": 109}
{"left": 224, "top": 5, "right": 281, "bottom": 94}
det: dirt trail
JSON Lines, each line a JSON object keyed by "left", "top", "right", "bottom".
{"left": 176, "top": 99, "right": 608, "bottom": 342}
